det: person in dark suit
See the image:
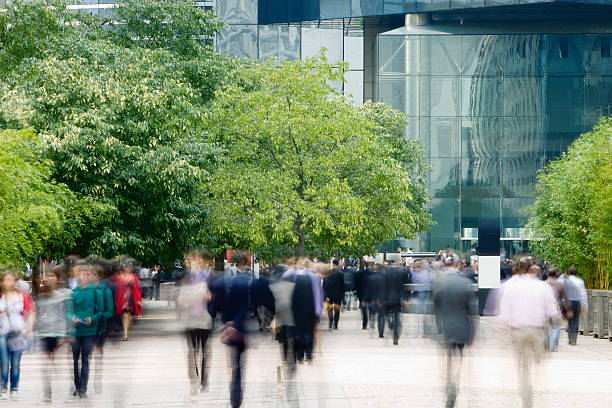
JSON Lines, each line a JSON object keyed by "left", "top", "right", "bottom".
{"left": 323, "top": 260, "right": 344, "bottom": 330}
{"left": 379, "top": 262, "right": 411, "bottom": 344}
{"left": 221, "top": 253, "right": 251, "bottom": 408}
{"left": 354, "top": 262, "right": 373, "bottom": 330}
{"left": 432, "top": 269, "right": 478, "bottom": 408}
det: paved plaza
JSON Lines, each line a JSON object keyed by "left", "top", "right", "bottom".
{"left": 14, "top": 303, "right": 612, "bottom": 407}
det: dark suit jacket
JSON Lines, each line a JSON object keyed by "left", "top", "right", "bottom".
{"left": 382, "top": 266, "right": 411, "bottom": 307}
{"left": 432, "top": 272, "right": 477, "bottom": 346}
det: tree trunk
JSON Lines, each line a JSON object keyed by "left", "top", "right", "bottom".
{"left": 293, "top": 216, "right": 305, "bottom": 258}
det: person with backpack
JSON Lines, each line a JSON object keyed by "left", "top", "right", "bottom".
{"left": 69, "top": 264, "right": 104, "bottom": 399}
{"left": 90, "top": 263, "right": 114, "bottom": 394}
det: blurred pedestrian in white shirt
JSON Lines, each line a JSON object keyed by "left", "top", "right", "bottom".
{"left": 500, "top": 257, "right": 559, "bottom": 408}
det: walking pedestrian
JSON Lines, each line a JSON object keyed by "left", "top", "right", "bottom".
{"left": 177, "top": 259, "right": 213, "bottom": 395}
{"left": 432, "top": 266, "right": 478, "bottom": 408}
{"left": 563, "top": 267, "right": 588, "bottom": 346}
{"left": 545, "top": 266, "right": 571, "bottom": 351}
{"left": 379, "top": 261, "right": 411, "bottom": 345}
{"left": 111, "top": 260, "right": 142, "bottom": 341}
{"left": 69, "top": 264, "right": 103, "bottom": 399}
{"left": 220, "top": 252, "right": 250, "bottom": 408}
{"left": 323, "top": 260, "right": 344, "bottom": 330}
{"left": 500, "top": 257, "right": 559, "bottom": 408}
{"left": 0, "top": 269, "right": 36, "bottom": 400}
{"left": 90, "top": 263, "right": 114, "bottom": 394}
{"left": 37, "top": 266, "right": 72, "bottom": 402}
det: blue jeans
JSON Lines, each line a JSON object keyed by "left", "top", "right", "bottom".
{"left": 549, "top": 323, "right": 561, "bottom": 352}
{"left": 0, "top": 335, "right": 22, "bottom": 391}
{"left": 72, "top": 336, "right": 94, "bottom": 394}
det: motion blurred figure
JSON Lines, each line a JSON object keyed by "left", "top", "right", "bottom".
{"left": 269, "top": 265, "right": 296, "bottom": 376}
{"left": 500, "top": 257, "right": 558, "bottom": 408}
{"left": 37, "top": 266, "right": 72, "bottom": 402}
{"left": 432, "top": 266, "right": 478, "bottom": 408}
{"left": 70, "top": 264, "right": 103, "bottom": 398}
{"left": 251, "top": 268, "right": 275, "bottom": 331}
{"left": 323, "top": 260, "right": 344, "bottom": 330}
{"left": 111, "top": 260, "right": 142, "bottom": 341}
{"left": 563, "top": 267, "right": 588, "bottom": 346}
{"left": 545, "top": 267, "right": 571, "bottom": 352}
{"left": 354, "top": 262, "right": 373, "bottom": 330}
{"left": 90, "top": 263, "right": 114, "bottom": 394}
{"left": 220, "top": 252, "right": 250, "bottom": 408}
{"left": 0, "top": 270, "right": 36, "bottom": 400}
{"left": 379, "top": 262, "right": 411, "bottom": 344}
{"left": 177, "top": 250, "right": 213, "bottom": 395}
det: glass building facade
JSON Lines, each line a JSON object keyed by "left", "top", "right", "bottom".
{"left": 377, "top": 25, "right": 612, "bottom": 253}
{"left": 30, "top": 0, "right": 612, "bottom": 254}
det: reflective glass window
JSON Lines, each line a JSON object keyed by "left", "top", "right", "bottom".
{"left": 420, "top": 76, "right": 460, "bottom": 117}
{"left": 217, "top": 24, "right": 258, "bottom": 59}
{"left": 460, "top": 158, "right": 502, "bottom": 198}
{"left": 344, "top": 70, "right": 364, "bottom": 105}
{"left": 501, "top": 157, "right": 542, "bottom": 198}
{"left": 301, "top": 27, "right": 343, "bottom": 62}
{"left": 344, "top": 35, "right": 364, "bottom": 70}
{"left": 420, "top": 35, "right": 461, "bottom": 76}
{"left": 378, "top": 36, "right": 419, "bottom": 75}
{"left": 320, "top": 0, "right": 350, "bottom": 18}
{"left": 217, "top": 0, "right": 258, "bottom": 24}
{"left": 421, "top": 117, "right": 461, "bottom": 158}
{"left": 351, "top": 0, "right": 384, "bottom": 16}
{"left": 428, "top": 157, "right": 461, "bottom": 198}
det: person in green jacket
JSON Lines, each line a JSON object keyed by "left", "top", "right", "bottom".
{"left": 68, "top": 264, "right": 103, "bottom": 399}
{"left": 91, "top": 264, "right": 114, "bottom": 394}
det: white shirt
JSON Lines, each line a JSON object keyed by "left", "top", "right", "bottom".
{"left": 500, "top": 274, "right": 559, "bottom": 329}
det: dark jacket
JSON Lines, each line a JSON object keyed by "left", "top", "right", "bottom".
{"left": 251, "top": 276, "right": 275, "bottom": 313}
{"left": 382, "top": 267, "right": 411, "bottom": 307}
{"left": 432, "top": 273, "right": 477, "bottom": 346}
{"left": 323, "top": 269, "right": 345, "bottom": 303}
{"left": 365, "top": 272, "right": 384, "bottom": 303}
{"left": 222, "top": 272, "right": 250, "bottom": 334}
{"left": 354, "top": 267, "right": 372, "bottom": 301}
{"left": 291, "top": 274, "right": 316, "bottom": 335}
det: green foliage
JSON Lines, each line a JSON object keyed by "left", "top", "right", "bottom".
{"left": 206, "top": 55, "right": 431, "bottom": 260}
{"left": 0, "top": 129, "right": 109, "bottom": 264}
{"left": 113, "top": 0, "right": 223, "bottom": 57}
{"left": 528, "top": 118, "right": 612, "bottom": 288}
{"left": 0, "top": 0, "right": 231, "bottom": 265}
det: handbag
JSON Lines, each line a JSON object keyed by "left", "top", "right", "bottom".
{"left": 7, "top": 331, "right": 29, "bottom": 352}
{"left": 220, "top": 322, "right": 244, "bottom": 346}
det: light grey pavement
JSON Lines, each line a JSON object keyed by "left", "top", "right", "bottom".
{"left": 13, "top": 302, "right": 612, "bottom": 407}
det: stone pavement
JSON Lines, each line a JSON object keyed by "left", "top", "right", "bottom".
{"left": 13, "top": 303, "right": 612, "bottom": 407}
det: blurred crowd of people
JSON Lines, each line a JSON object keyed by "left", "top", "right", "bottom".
{"left": 0, "top": 247, "right": 590, "bottom": 408}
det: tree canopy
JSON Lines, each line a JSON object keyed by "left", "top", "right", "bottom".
{"left": 0, "top": 0, "right": 232, "bottom": 265}
{"left": 528, "top": 118, "right": 612, "bottom": 289}
{"left": 206, "top": 56, "right": 431, "bottom": 260}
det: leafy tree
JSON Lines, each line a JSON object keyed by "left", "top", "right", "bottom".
{"left": 112, "top": 0, "right": 223, "bottom": 57}
{"left": 0, "top": 1, "right": 231, "bottom": 265}
{"left": 528, "top": 118, "right": 612, "bottom": 289}
{"left": 206, "top": 55, "right": 431, "bottom": 260}
{"left": 0, "top": 129, "right": 109, "bottom": 265}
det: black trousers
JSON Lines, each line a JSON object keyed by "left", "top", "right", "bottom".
{"left": 229, "top": 341, "right": 245, "bottom": 408}
{"left": 378, "top": 305, "right": 402, "bottom": 342}
{"left": 185, "top": 328, "right": 210, "bottom": 388}
{"left": 567, "top": 300, "right": 581, "bottom": 344}
{"left": 445, "top": 343, "right": 465, "bottom": 408}
{"left": 72, "top": 335, "right": 94, "bottom": 394}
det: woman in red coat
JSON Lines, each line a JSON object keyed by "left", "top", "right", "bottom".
{"left": 112, "top": 263, "right": 141, "bottom": 341}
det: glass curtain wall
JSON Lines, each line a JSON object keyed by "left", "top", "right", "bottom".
{"left": 377, "top": 29, "right": 612, "bottom": 252}
{"left": 217, "top": 0, "right": 365, "bottom": 104}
